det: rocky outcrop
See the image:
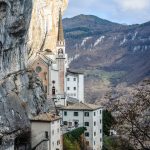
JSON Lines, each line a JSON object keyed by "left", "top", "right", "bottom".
{"left": 0, "top": 0, "right": 32, "bottom": 79}
{"left": 28, "top": 0, "right": 68, "bottom": 62}
{"left": 0, "top": 0, "right": 68, "bottom": 149}
{"left": 0, "top": 0, "right": 68, "bottom": 79}
{"left": 0, "top": 70, "right": 49, "bottom": 149}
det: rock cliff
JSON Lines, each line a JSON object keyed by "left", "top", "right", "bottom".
{"left": 0, "top": 0, "right": 68, "bottom": 148}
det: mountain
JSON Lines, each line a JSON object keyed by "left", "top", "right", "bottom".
{"left": 63, "top": 14, "right": 150, "bottom": 103}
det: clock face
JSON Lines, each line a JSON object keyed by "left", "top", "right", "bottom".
{"left": 58, "top": 48, "right": 63, "bottom": 54}
{"left": 36, "top": 66, "right": 42, "bottom": 73}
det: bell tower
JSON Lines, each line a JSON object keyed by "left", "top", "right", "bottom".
{"left": 56, "top": 9, "right": 66, "bottom": 94}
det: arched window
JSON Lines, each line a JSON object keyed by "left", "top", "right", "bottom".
{"left": 52, "top": 86, "right": 55, "bottom": 96}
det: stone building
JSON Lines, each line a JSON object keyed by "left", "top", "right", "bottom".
{"left": 30, "top": 113, "right": 62, "bottom": 150}
{"left": 60, "top": 102, "right": 103, "bottom": 150}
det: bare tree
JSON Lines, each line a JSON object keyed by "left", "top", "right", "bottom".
{"left": 107, "top": 79, "right": 150, "bottom": 150}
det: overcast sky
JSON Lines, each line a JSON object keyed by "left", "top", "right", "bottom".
{"left": 64, "top": 0, "right": 150, "bottom": 24}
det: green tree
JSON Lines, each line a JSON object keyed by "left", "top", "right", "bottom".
{"left": 63, "top": 127, "right": 87, "bottom": 150}
{"left": 103, "top": 110, "right": 115, "bottom": 136}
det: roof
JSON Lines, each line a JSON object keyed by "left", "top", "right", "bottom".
{"left": 66, "top": 69, "right": 84, "bottom": 75}
{"left": 60, "top": 102, "right": 102, "bottom": 111}
{"left": 57, "top": 9, "right": 64, "bottom": 42}
{"left": 30, "top": 113, "right": 61, "bottom": 122}
{"left": 66, "top": 97, "right": 79, "bottom": 104}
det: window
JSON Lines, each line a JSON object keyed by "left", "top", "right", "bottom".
{"left": 84, "top": 112, "right": 89, "bottom": 117}
{"left": 68, "top": 122, "right": 72, "bottom": 127}
{"left": 74, "top": 87, "right": 76, "bottom": 90}
{"left": 94, "top": 121, "right": 96, "bottom": 126}
{"left": 57, "top": 128, "right": 59, "bottom": 133}
{"left": 64, "top": 111, "right": 67, "bottom": 116}
{"left": 94, "top": 112, "right": 96, "bottom": 116}
{"left": 64, "top": 121, "right": 68, "bottom": 125}
{"left": 85, "top": 132, "right": 89, "bottom": 137}
{"left": 57, "top": 140, "right": 60, "bottom": 145}
{"left": 67, "top": 87, "right": 70, "bottom": 90}
{"left": 74, "top": 78, "right": 76, "bottom": 81}
{"left": 100, "top": 138, "right": 102, "bottom": 142}
{"left": 100, "top": 119, "right": 102, "bottom": 124}
{"left": 45, "top": 131, "right": 48, "bottom": 138}
{"left": 36, "top": 66, "right": 42, "bottom": 73}
{"left": 94, "top": 132, "right": 96, "bottom": 136}
{"left": 86, "top": 141, "right": 89, "bottom": 146}
{"left": 100, "top": 110, "right": 102, "bottom": 114}
{"left": 52, "top": 86, "right": 55, "bottom": 95}
{"left": 74, "top": 121, "right": 79, "bottom": 127}
{"left": 85, "top": 122, "right": 89, "bottom": 126}
{"left": 74, "top": 112, "right": 78, "bottom": 116}
{"left": 67, "top": 78, "right": 70, "bottom": 81}
{"left": 52, "top": 130, "right": 54, "bottom": 135}
{"left": 100, "top": 129, "right": 102, "bottom": 133}
{"left": 94, "top": 141, "right": 96, "bottom": 145}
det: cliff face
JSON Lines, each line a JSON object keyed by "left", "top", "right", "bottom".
{"left": 28, "top": 0, "right": 68, "bottom": 61}
{"left": 0, "top": 70, "right": 48, "bottom": 149}
{"left": 0, "top": 0, "right": 32, "bottom": 79}
{"left": 0, "top": 0, "right": 68, "bottom": 78}
{"left": 0, "top": 0, "right": 68, "bottom": 148}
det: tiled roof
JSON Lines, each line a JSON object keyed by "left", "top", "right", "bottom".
{"left": 66, "top": 97, "right": 79, "bottom": 104}
{"left": 66, "top": 69, "right": 84, "bottom": 75}
{"left": 60, "top": 102, "right": 102, "bottom": 111}
{"left": 30, "top": 113, "right": 61, "bottom": 122}
{"left": 57, "top": 9, "right": 64, "bottom": 42}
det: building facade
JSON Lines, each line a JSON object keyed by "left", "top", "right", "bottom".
{"left": 31, "top": 113, "right": 62, "bottom": 150}
{"left": 65, "top": 70, "right": 84, "bottom": 103}
{"left": 30, "top": 10, "right": 84, "bottom": 107}
{"left": 60, "top": 102, "right": 103, "bottom": 150}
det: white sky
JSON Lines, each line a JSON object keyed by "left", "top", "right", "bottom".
{"left": 64, "top": 0, "right": 150, "bottom": 24}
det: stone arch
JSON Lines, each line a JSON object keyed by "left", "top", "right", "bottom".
{"left": 14, "top": 132, "right": 31, "bottom": 150}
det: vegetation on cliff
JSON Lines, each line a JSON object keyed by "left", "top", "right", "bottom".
{"left": 63, "top": 127, "right": 87, "bottom": 150}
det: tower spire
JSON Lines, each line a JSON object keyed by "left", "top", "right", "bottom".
{"left": 57, "top": 9, "right": 64, "bottom": 42}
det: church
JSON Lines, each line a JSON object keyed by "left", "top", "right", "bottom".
{"left": 29, "top": 9, "right": 103, "bottom": 150}
{"left": 29, "top": 10, "right": 84, "bottom": 107}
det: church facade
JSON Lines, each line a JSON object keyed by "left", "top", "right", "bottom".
{"left": 30, "top": 10, "right": 84, "bottom": 107}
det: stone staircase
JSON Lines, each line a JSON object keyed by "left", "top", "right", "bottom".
{"left": 32, "top": 132, "right": 49, "bottom": 150}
